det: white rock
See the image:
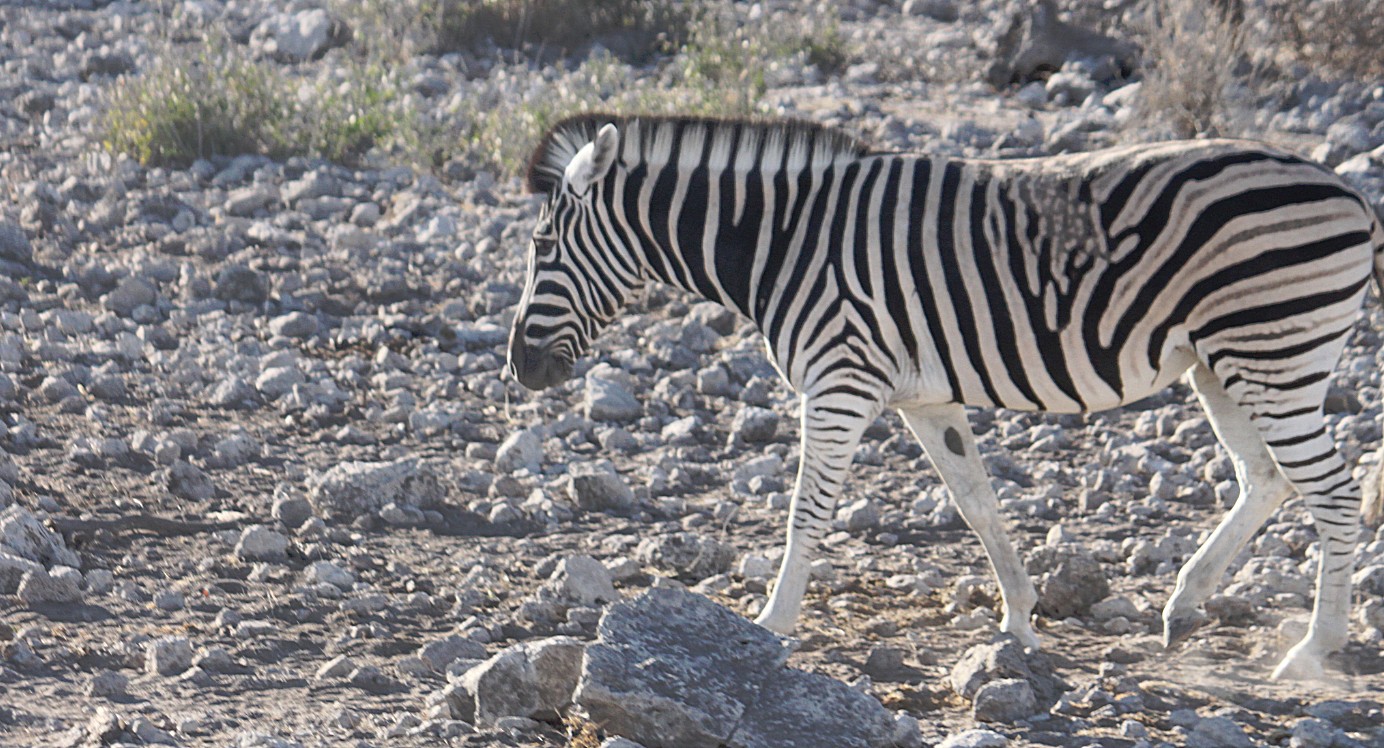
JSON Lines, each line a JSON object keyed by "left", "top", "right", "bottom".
{"left": 0, "top": 506, "right": 81, "bottom": 567}
{"left": 938, "top": 729, "right": 1010, "bottom": 748}
{"left": 305, "top": 560, "right": 354, "bottom": 590}
{"left": 146, "top": 635, "right": 194, "bottom": 676}
{"left": 234, "top": 525, "right": 289, "bottom": 561}
{"left": 495, "top": 429, "right": 544, "bottom": 474}
{"left": 251, "top": 9, "right": 340, "bottom": 62}
{"left": 18, "top": 566, "right": 83, "bottom": 604}
{"left": 544, "top": 555, "right": 620, "bottom": 607}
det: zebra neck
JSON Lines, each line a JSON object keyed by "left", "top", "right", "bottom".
{"left": 614, "top": 156, "right": 858, "bottom": 327}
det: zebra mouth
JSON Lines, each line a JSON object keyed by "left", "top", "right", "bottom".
{"left": 507, "top": 335, "right": 573, "bottom": 391}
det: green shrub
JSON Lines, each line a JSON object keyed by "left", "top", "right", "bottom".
{"left": 101, "top": 45, "right": 289, "bottom": 167}
{"left": 101, "top": 40, "right": 402, "bottom": 167}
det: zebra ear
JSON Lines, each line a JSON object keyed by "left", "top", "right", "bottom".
{"left": 564, "top": 123, "right": 619, "bottom": 195}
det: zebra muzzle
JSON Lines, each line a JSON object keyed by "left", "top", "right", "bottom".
{"left": 507, "top": 321, "right": 572, "bottom": 391}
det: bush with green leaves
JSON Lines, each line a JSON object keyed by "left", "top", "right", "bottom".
{"left": 101, "top": 42, "right": 400, "bottom": 167}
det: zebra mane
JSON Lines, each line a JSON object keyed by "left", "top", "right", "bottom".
{"left": 525, "top": 113, "right": 874, "bottom": 195}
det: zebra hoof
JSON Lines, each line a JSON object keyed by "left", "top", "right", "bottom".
{"left": 1271, "top": 647, "right": 1326, "bottom": 681}
{"left": 1162, "top": 612, "right": 1205, "bottom": 648}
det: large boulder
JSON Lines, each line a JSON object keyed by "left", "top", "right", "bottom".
{"left": 575, "top": 588, "right": 902, "bottom": 748}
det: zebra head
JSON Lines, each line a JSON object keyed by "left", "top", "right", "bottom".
{"left": 508, "top": 121, "right": 644, "bottom": 390}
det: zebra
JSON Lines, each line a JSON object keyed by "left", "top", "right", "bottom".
{"left": 506, "top": 113, "right": 1384, "bottom": 680}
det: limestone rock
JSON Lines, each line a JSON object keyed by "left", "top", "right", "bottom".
{"left": 308, "top": 458, "right": 445, "bottom": 520}
{"left": 453, "top": 637, "right": 585, "bottom": 725}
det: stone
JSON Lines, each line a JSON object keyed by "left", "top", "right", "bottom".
{"left": 304, "top": 560, "right": 354, "bottom": 590}
{"left": 1186, "top": 715, "right": 1254, "bottom": 748}
{"left": 0, "top": 552, "right": 42, "bottom": 594}
{"left": 731, "top": 666, "right": 897, "bottom": 748}
{"left": 316, "top": 655, "right": 356, "bottom": 680}
{"left": 971, "top": 678, "right": 1037, "bottom": 723}
{"left": 308, "top": 458, "right": 445, "bottom": 520}
{"left": 268, "top": 312, "right": 319, "bottom": 338}
{"left": 634, "top": 533, "right": 736, "bottom": 579}
{"left": 544, "top": 555, "right": 620, "bottom": 607}
{"left": 0, "top": 507, "right": 81, "bottom": 568}
{"left": 1289, "top": 718, "right": 1337, "bottom": 748}
{"left": 903, "top": 0, "right": 958, "bottom": 21}
{"left": 495, "top": 429, "right": 543, "bottom": 474}
{"left": 937, "top": 730, "right": 1010, "bottom": 748}
{"left": 167, "top": 460, "right": 215, "bottom": 500}
{"left": 1026, "top": 544, "right": 1109, "bottom": 619}
{"left": 146, "top": 635, "right": 194, "bottom": 676}
{"left": 585, "top": 375, "right": 642, "bottom": 422}
{"left": 839, "top": 499, "right": 879, "bottom": 532}
{"left": 209, "top": 376, "right": 259, "bottom": 409}
{"left": 213, "top": 264, "right": 269, "bottom": 304}
{"left": 103, "top": 276, "right": 157, "bottom": 317}
{"left": 453, "top": 637, "right": 585, "bottom": 725}
{"left": 225, "top": 185, "right": 279, "bottom": 216}
{"left": 271, "top": 490, "right": 314, "bottom": 529}
{"left": 251, "top": 9, "right": 347, "bottom": 62}
{"left": 17, "top": 566, "right": 83, "bottom": 605}
{"left": 234, "top": 525, "right": 289, "bottom": 561}
{"left": 418, "top": 635, "right": 487, "bottom": 673}
{"left": 87, "top": 670, "right": 129, "bottom": 698}
{"left": 576, "top": 589, "right": 898, "bottom": 748}
{"left": 949, "top": 638, "right": 1057, "bottom": 703}
{"left": 568, "top": 461, "right": 636, "bottom": 513}
{"left": 730, "top": 406, "right": 780, "bottom": 444}
{"left": 254, "top": 366, "right": 305, "bottom": 399}
{"left": 576, "top": 588, "right": 790, "bottom": 747}
{"left": 0, "top": 222, "right": 31, "bottom": 264}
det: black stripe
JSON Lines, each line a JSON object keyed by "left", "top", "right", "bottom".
{"left": 1191, "top": 278, "right": 1369, "bottom": 343}
{"left": 1206, "top": 327, "right": 1353, "bottom": 369}
{"left": 904, "top": 159, "right": 959, "bottom": 400}
{"left": 969, "top": 177, "right": 1043, "bottom": 409}
{"left": 877, "top": 159, "right": 919, "bottom": 363}
{"left": 937, "top": 163, "right": 1002, "bottom": 405}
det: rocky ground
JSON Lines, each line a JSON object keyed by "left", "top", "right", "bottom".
{"left": 2, "top": 1, "right": 1384, "bottom": 747}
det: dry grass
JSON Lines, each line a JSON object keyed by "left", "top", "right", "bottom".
{"left": 1131, "top": 0, "right": 1248, "bottom": 139}
{"left": 1264, "top": 0, "right": 1384, "bottom": 79}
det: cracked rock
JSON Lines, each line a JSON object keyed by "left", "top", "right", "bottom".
{"left": 307, "top": 458, "right": 444, "bottom": 520}
{"left": 450, "top": 637, "right": 585, "bottom": 725}
{"left": 575, "top": 588, "right": 900, "bottom": 748}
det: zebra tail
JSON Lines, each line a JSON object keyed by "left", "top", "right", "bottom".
{"left": 1364, "top": 204, "right": 1384, "bottom": 529}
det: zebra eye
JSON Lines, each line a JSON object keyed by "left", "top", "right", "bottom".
{"left": 534, "top": 237, "right": 558, "bottom": 257}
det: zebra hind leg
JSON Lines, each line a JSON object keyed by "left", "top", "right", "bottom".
{"left": 1162, "top": 363, "right": 1295, "bottom": 646}
{"left": 1237, "top": 399, "right": 1361, "bottom": 680}
{"left": 898, "top": 403, "right": 1041, "bottom": 650}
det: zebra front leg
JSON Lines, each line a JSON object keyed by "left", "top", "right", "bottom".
{"left": 1163, "top": 363, "right": 1295, "bottom": 645}
{"left": 898, "top": 403, "right": 1041, "bottom": 650}
{"left": 756, "top": 393, "right": 880, "bottom": 634}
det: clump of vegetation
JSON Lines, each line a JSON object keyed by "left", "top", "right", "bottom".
{"left": 101, "top": 45, "right": 288, "bottom": 167}
{"left": 1264, "top": 0, "right": 1384, "bottom": 79}
{"left": 1131, "top": 0, "right": 1248, "bottom": 138}
{"left": 101, "top": 41, "right": 400, "bottom": 167}
{"left": 102, "top": 0, "right": 853, "bottom": 175}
